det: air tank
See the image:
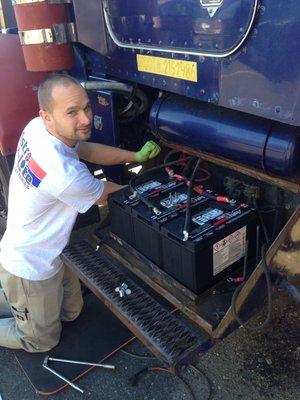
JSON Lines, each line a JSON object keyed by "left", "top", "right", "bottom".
{"left": 150, "top": 95, "right": 300, "bottom": 182}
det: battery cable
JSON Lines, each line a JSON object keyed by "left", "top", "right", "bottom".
{"left": 231, "top": 197, "right": 277, "bottom": 331}
{"left": 129, "top": 157, "right": 193, "bottom": 214}
{"left": 183, "top": 158, "right": 202, "bottom": 241}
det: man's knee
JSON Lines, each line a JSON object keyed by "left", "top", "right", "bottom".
{"left": 0, "top": 317, "right": 61, "bottom": 352}
{"left": 20, "top": 321, "right": 62, "bottom": 352}
{"left": 61, "top": 297, "right": 83, "bottom": 322}
{"left": 61, "top": 268, "right": 84, "bottom": 321}
{"left": 23, "top": 336, "right": 60, "bottom": 353}
{"left": 0, "top": 288, "right": 12, "bottom": 317}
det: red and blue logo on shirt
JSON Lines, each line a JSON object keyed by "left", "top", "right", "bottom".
{"left": 15, "top": 135, "right": 47, "bottom": 189}
{"left": 27, "top": 157, "right": 47, "bottom": 187}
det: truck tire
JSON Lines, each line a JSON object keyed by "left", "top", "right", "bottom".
{"left": 0, "top": 157, "right": 10, "bottom": 238}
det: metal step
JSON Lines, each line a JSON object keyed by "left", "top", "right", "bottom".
{"left": 61, "top": 241, "right": 206, "bottom": 370}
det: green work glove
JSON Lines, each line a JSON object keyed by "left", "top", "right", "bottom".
{"left": 135, "top": 140, "right": 161, "bottom": 163}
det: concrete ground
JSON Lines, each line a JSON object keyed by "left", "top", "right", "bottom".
{"left": 0, "top": 290, "right": 298, "bottom": 400}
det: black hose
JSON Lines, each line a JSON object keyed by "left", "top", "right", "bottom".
{"left": 271, "top": 188, "right": 285, "bottom": 240}
{"left": 119, "top": 97, "right": 140, "bottom": 125}
{"left": 119, "top": 88, "right": 149, "bottom": 124}
{"left": 182, "top": 157, "right": 198, "bottom": 180}
{"left": 190, "top": 365, "right": 213, "bottom": 400}
{"left": 81, "top": 80, "right": 134, "bottom": 97}
{"left": 120, "top": 348, "right": 156, "bottom": 360}
{"left": 130, "top": 366, "right": 197, "bottom": 400}
{"left": 254, "top": 191, "right": 284, "bottom": 246}
{"left": 163, "top": 149, "right": 183, "bottom": 165}
{"left": 231, "top": 243, "right": 272, "bottom": 332}
{"left": 254, "top": 197, "right": 271, "bottom": 244}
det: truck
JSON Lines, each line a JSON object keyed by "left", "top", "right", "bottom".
{"left": 0, "top": 0, "right": 299, "bottom": 375}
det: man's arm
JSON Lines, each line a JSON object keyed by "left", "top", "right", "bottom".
{"left": 78, "top": 140, "right": 161, "bottom": 165}
{"left": 78, "top": 142, "right": 136, "bottom": 165}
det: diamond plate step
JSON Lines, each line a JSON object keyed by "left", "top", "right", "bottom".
{"left": 62, "top": 241, "right": 206, "bottom": 370}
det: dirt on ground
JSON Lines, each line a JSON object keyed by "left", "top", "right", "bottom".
{"left": 195, "top": 291, "right": 300, "bottom": 400}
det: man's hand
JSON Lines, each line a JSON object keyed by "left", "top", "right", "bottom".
{"left": 135, "top": 141, "right": 161, "bottom": 163}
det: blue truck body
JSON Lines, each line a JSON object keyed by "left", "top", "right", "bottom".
{"left": 73, "top": 0, "right": 300, "bottom": 126}
{"left": 63, "top": 0, "right": 300, "bottom": 185}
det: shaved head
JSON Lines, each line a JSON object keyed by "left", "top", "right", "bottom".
{"left": 38, "top": 74, "right": 81, "bottom": 112}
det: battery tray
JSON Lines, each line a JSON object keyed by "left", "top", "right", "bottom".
{"left": 108, "top": 170, "right": 259, "bottom": 293}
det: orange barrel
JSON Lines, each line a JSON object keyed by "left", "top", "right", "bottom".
{"left": 13, "top": 0, "right": 74, "bottom": 72}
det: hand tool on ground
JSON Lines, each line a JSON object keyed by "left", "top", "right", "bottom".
{"left": 48, "top": 356, "right": 115, "bottom": 369}
{"left": 42, "top": 356, "right": 84, "bottom": 394}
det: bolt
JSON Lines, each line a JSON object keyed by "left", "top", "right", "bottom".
{"left": 275, "top": 106, "right": 281, "bottom": 114}
{"left": 183, "top": 230, "right": 189, "bottom": 242}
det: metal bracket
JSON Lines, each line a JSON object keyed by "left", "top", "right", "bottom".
{"left": 12, "top": 0, "right": 71, "bottom": 4}
{"left": 19, "top": 22, "right": 77, "bottom": 45}
{"left": 52, "top": 22, "right": 77, "bottom": 44}
{"left": 19, "top": 28, "right": 53, "bottom": 45}
{"left": 200, "top": 0, "right": 224, "bottom": 18}
{"left": 48, "top": 0, "right": 72, "bottom": 3}
{"left": 12, "top": 0, "right": 45, "bottom": 4}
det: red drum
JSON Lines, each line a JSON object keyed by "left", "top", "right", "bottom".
{"left": 0, "top": 34, "right": 47, "bottom": 155}
{"left": 13, "top": 0, "right": 74, "bottom": 72}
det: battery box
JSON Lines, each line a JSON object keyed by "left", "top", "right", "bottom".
{"left": 161, "top": 202, "right": 258, "bottom": 293}
{"left": 108, "top": 172, "right": 259, "bottom": 294}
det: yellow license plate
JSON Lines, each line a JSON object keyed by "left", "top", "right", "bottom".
{"left": 136, "top": 55, "right": 198, "bottom": 82}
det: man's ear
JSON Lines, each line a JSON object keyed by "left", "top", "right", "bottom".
{"left": 39, "top": 109, "right": 52, "bottom": 123}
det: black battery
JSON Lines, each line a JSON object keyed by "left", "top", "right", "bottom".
{"left": 108, "top": 172, "right": 183, "bottom": 247}
{"left": 108, "top": 186, "right": 138, "bottom": 246}
{"left": 161, "top": 201, "right": 259, "bottom": 293}
{"left": 132, "top": 184, "right": 209, "bottom": 267}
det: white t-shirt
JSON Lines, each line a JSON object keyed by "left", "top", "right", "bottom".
{"left": 0, "top": 117, "right": 104, "bottom": 281}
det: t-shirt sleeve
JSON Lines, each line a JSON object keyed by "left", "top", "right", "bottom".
{"left": 57, "top": 168, "right": 104, "bottom": 214}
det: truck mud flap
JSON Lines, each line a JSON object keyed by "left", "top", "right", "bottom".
{"left": 61, "top": 241, "right": 206, "bottom": 371}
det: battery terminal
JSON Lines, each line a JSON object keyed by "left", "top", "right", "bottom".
{"left": 129, "top": 191, "right": 138, "bottom": 200}
{"left": 165, "top": 166, "right": 174, "bottom": 178}
{"left": 183, "top": 230, "right": 189, "bottom": 241}
{"left": 153, "top": 207, "right": 162, "bottom": 215}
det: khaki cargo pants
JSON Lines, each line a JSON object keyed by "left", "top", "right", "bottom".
{"left": 0, "top": 263, "right": 83, "bottom": 352}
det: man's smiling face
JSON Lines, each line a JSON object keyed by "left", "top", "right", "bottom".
{"left": 40, "top": 83, "right": 93, "bottom": 147}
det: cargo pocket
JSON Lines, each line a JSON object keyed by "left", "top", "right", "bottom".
{"left": 11, "top": 305, "right": 30, "bottom": 322}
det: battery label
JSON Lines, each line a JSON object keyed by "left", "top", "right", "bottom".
{"left": 213, "top": 226, "right": 246, "bottom": 276}
{"left": 192, "top": 208, "right": 223, "bottom": 226}
{"left": 160, "top": 193, "right": 188, "bottom": 208}
{"left": 136, "top": 181, "right": 161, "bottom": 194}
